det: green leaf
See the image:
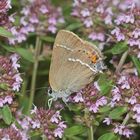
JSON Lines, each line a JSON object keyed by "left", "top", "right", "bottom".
{"left": 0, "top": 83, "right": 9, "bottom": 90}
{"left": 98, "top": 132, "right": 118, "bottom": 140}
{"left": 109, "top": 107, "right": 128, "bottom": 119}
{"left": 131, "top": 56, "right": 140, "bottom": 75}
{"left": 15, "top": 48, "right": 34, "bottom": 63}
{"left": 99, "top": 106, "right": 111, "bottom": 113}
{"left": 98, "top": 74, "right": 113, "bottom": 95}
{"left": 0, "top": 27, "right": 13, "bottom": 38}
{"left": 40, "top": 36, "right": 55, "bottom": 43}
{"left": 66, "top": 23, "right": 83, "bottom": 31}
{"left": 65, "top": 125, "right": 86, "bottom": 137}
{"left": 1, "top": 44, "right": 16, "bottom": 52}
{"left": 2, "top": 105, "right": 12, "bottom": 125}
{"left": 105, "top": 42, "right": 128, "bottom": 54}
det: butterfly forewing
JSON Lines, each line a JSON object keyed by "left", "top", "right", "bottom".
{"left": 49, "top": 30, "right": 104, "bottom": 93}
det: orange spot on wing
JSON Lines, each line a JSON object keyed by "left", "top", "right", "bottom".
{"left": 87, "top": 52, "right": 97, "bottom": 63}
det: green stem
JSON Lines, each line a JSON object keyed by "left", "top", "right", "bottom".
{"left": 116, "top": 50, "right": 129, "bottom": 74}
{"left": 89, "top": 125, "right": 94, "bottom": 140}
{"left": 28, "top": 37, "right": 41, "bottom": 114}
{"left": 122, "top": 113, "right": 130, "bottom": 125}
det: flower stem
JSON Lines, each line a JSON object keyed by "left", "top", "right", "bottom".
{"left": 116, "top": 50, "right": 129, "bottom": 74}
{"left": 122, "top": 113, "right": 130, "bottom": 125}
{"left": 28, "top": 37, "right": 41, "bottom": 114}
{"left": 89, "top": 125, "right": 94, "bottom": 140}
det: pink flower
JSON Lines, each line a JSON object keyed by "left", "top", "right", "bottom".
{"left": 1, "top": 134, "right": 10, "bottom": 140}
{"left": 54, "top": 128, "right": 64, "bottom": 138}
{"left": 104, "top": 15, "right": 112, "bottom": 25}
{"left": 89, "top": 104, "right": 99, "bottom": 113}
{"left": 21, "top": 7, "right": 30, "bottom": 16}
{"left": 114, "top": 124, "right": 125, "bottom": 135}
{"left": 29, "top": 15, "right": 39, "bottom": 24}
{"left": 39, "top": 5, "right": 48, "bottom": 14}
{"left": 96, "top": 97, "right": 107, "bottom": 107}
{"left": 83, "top": 18, "right": 93, "bottom": 27}
{"left": 12, "top": 74, "right": 23, "bottom": 92}
{"left": 112, "top": 92, "right": 121, "bottom": 102}
{"left": 133, "top": 104, "right": 140, "bottom": 114}
{"left": 128, "top": 96, "right": 137, "bottom": 105}
{"left": 118, "top": 76, "right": 130, "bottom": 89}
{"left": 48, "top": 17, "right": 57, "bottom": 25}
{"left": 97, "top": 33, "right": 105, "bottom": 41}
{"left": 133, "top": 113, "right": 140, "bottom": 123}
{"left": 111, "top": 27, "right": 120, "bottom": 36}
{"left": 96, "top": 6, "right": 104, "bottom": 13}
{"left": 116, "top": 33, "right": 125, "bottom": 41}
{"left": 50, "top": 111, "right": 61, "bottom": 124}
{"left": 80, "top": 8, "right": 90, "bottom": 17}
{"left": 128, "top": 39, "right": 137, "bottom": 46}
{"left": 31, "top": 120, "right": 40, "bottom": 129}
{"left": 58, "top": 122, "right": 67, "bottom": 129}
{"left": 103, "top": 117, "right": 112, "bottom": 125}
{"left": 109, "top": 101, "right": 116, "bottom": 108}
{"left": 123, "top": 129, "right": 133, "bottom": 138}
{"left": 10, "top": 53, "right": 20, "bottom": 71}
{"left": 3, "top": 96, "right": 13, "bottom": 104}
{"left": 73, "top": 92, "right": 84, "bottom": 103}
{"left": 125, "top": 15, "right": 134, "bottom": 24}
{"left": 132, "top": 28, "right": 140, "bottom": 38}
{"left": 48, "top": 25, "right": 57, "bottom": 34}
{"left": 88, "top": 32, "right": 97, "bottom": 41}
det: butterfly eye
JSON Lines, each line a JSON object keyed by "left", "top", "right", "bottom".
{"left": 48, "top": 87, "right": 52, "bottom": 95}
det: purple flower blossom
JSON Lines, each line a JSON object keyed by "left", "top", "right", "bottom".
{"left": 133, "top": 104, "right": 140, "bottom": 114}
{"left": 0, "top": 0, "right": 11, "bottom": 13}
{"left": 114, "top": 124, "right": 125, "bottom": 135}
{"left": 10, "top": 53, "right": 20, "bottom": 71}
{"left": 39, "top": 5, "right": 48, "bottom": 14}
{"left": 132, "top": 28, "right": 140, "bottom": 38}
{"left": 83, "top": 18, "right": 93, "bottom": 27}
{"left": 128, "top": 96, "right": 137, "bottom": 105}
{"left": 116, "top": 33, "right": 125, "bottom": 41}
{"left": 54, "top": 127, "right": 64, "bottom": 138}
{"left": 123, "top": 128, "right": 133, "bottom": 138}
{"left": 96, "top": 96, "right": 107, "bottom": 107}
{"left": 80, "top": 8, "right": 90, "bottom": 17}
{"left": 89, "top": 104, "right": 99, "bottom": 113}
{"left": 31, "top": 120, "right": 40, "bottom": 129}
{"left": 103, "top": 117, "right": 112, "bottom": 125}
{"left": 50, "top": 111, "right": 61, "bottom": 124}
{"left": 133, "top": 113, "right": 140, "bottom": 123}
{"left": 73, "top": 92, "right": 84, "bottom": 103}
{"left": 12, "top": 74, "right": 23, "bottom": 92}
{"left": 118, "top": 76, "right": 130, "bottom": 89}
{"left": 3, "top": 96, "right": 13, "bottom": 104}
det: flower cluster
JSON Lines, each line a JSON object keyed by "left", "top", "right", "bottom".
{"left": 102, "top": 74, "right": 140, "bottom": 138}
{"left": 0, "top": 0, "right": 11, "bottom": 26}
{"left": 0, "top": 125, "right": 26, "bottom": 140}
{"left": 8, "top": 0, "right": 64, "bottom": 44}
{"left": 71, "top": 82, "right": 108, "bottom": 113}
{"left": 110, "top": 1, "right": 140, "bottom": 59}
{"left": 71, "top": 0, "right": 140, "bottom": 54}
{"left": 0, "top": 54, "right": 22, "bottom": 109}
{"left": 17, "top": 107, "right": 66, "bottom": 140}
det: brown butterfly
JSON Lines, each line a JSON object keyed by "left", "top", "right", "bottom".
{"left": 48, "top": 30, "right": 105, "bottom": 107}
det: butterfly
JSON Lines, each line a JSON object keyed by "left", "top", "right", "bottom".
{"left": 48, "top": 30, "right": 105, "bottom": 107}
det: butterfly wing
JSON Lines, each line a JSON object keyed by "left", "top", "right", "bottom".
{"left": 49, "top": 30, "right": 104, "bottom": 93}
